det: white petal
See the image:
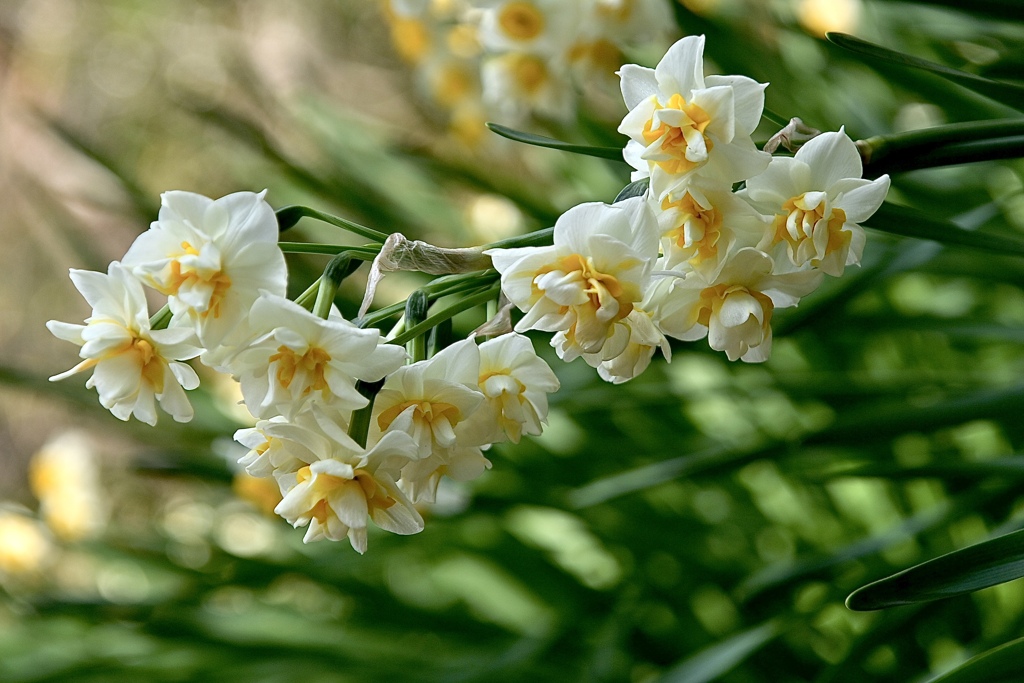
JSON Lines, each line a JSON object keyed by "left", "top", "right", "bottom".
{"left": 833, "top": 175, "right": 890, "bottom": 223}
{"left": 618, "top": 64, "right": 659, "bottom": 110}
{"left": 655, "top": 35, "right": 706, "bottom": 96}
{"left": 795, "top": 129, "right": 863, "bottom": 188}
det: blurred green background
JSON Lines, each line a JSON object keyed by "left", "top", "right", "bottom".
{"left": 2, "top": 0, "right": 1024, "bottom": 681}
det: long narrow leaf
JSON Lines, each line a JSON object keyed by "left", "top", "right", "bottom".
{"left": 846, "top": 527, "right": 1024, "bottom": 610}
{"left": 657, "top": 621, "right": 782, "bottom": 683}
{"left": 827, "top": 33, "right": 1024, "bottom": 111}
{"left": 925, "top": 637, "right": 1024, "bottom": 683}
{"left": 487, "top": 123, "right": 626, "bottom": 161}
{"left": 863, "top": 203, "right": 1024, "bottom": 257}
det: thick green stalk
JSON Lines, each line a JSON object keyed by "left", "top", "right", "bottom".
{"left": 279, "top": 243, "right": 380, "bottom": 258}
{"left": 404, "top": 290, "right": 429, "bottom": 363}
{"left": 861, "top": 119, "right": 1024, "bottom": 176}
{"left": 312, "top": 254, "right": 354, "bottom": 319}
{"left": 357, "top": 271, "right": 499, "bottom": 329}
{"left": 275, "top": 205, "right": 390, "bottom": 243}
{"left": 482, "top": 227, "right": 554, "bottom": 251}
{"left": 149, "top": 304, "right": 172, "bottom": 331}
{"left": 348, "top": 379, "right": 385, "bottom": 449}
{"left": 866, "top": 136, "right": 1024, "bottom": 176}
{"left": 389, "top": 285, "right": 499, "bottom": 346}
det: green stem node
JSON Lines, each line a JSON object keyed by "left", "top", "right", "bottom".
{"left": 312, "top": 253, "right": 355, "bottom": 319}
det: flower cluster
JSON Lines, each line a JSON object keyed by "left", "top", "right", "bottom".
{"left": 487, "top": 35, "right": 890, "bottom": 378}
{"left": 48, "top": 191, "right": 560, "bottom": 553}
{"left": 382, "top": 0, "right": 672, "bottom": 142}
{"left": 46, "top": 33, "right": 889, "bottom": 552}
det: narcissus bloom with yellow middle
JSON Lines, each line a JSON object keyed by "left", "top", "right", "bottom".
{"left": 743, "top": 129, "right": 891, "bottom": 277}
{"left": 274, "top": 431, "right": 423, "bottom": 552}
{"left": 617, "top": 34, "right": 770, "bottom": 201}
{"left": 487, "top": 196, "right": 660, "bottom": 362}
{"left": 220, "top": 293, "right": 407, "bottom": 420}
{"left": 47, "top": 263, "right": 201, "bottom": 425}
{"left": 122, "top": 190, "right": 287, "bottom": 348}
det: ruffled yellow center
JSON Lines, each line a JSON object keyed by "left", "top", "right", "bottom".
{"left": 134, "top": 338, "right": 166, "bottom": 393}
{"left": 560, "top": 253, "right": 635, "bottom": 323}
{"left": 662, "top": 193, "right": 723, "bottom": 265}
{"left": 376, "top": 400, "right": 462, "bottom": 432}
{"left": 296, "top": 466, "right": 396, "bottom": 526}
{"left": 268, "top": 345, "right": 332, "bottom": 396}
{"left": 642, "top": 94, "right": 714, "bottom": 175}
{"left": 164, "top": 241, "right": 232, "bottom": 319}
{"left": 498, "top": 1, "right": 544, "bottom": 41}
{"left": 695, "top": 284, "right": 774, "bottom": 330}
{"left": 773, "top": 194, "right": 849, "bottom": 260}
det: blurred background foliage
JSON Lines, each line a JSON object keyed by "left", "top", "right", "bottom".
{"left": 1, "top": 0, "right": 1024, "bottom": 681}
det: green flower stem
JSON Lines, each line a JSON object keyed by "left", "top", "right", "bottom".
{"left": 279, "top": 243, "right": 380, "bottom": 259}
{"left": 389, "top": 285, "right": 500, "bottom": 347}
{"left": 862, "top": 119, "right": 1024, "bottom": 175}
{"left": 357, "top": 271, "right": 500, "bottom": 329}
{"left": 295, "top": 278, "right": 322, "bottom": 311}
{"left": 149, "top": 304, "right": 172, "bottom": 331}
{"left": 865, "top": 136, "right": 1024, "bottom": 176}
{"left": 348, "top": 379, "right": 385, "bottom": 449}
{"left": 482, "top": 227, "right": 554, "bottom": 251}
{"left": 275, "top": 205, "right": 390, "bottom": 243}
{"left": 428, "top": 318, "right": 453, "bottom": 357}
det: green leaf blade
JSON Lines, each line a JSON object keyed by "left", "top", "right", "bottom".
{"left": 863, "top": 202, "right": 1024, "bottom": 257}
{"left": 846, "top": 527, "right": 1024, "bottom": 611}
{"left": 928, "top": 636, "right": 1024, "bottom": 683}
{"left": 826, "top": 32, "right": 1024, "bottom": 111}
{"left": 486, "top": 123, "right": 626, "bottom": 161}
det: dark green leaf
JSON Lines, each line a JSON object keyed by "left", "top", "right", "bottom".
{"left": 656, "top": 621, "right": 782, "bottom": 683}
{"left": 613, "top": 179, "right": 650, "bottom": 203}
{"left": 826, "top": 33, "right": 1024, "bottom": 111}
{"left": 863, "top": 202, "right": 1024, "bottom": 258}
{"left": 926, "top": 637, "right": 1024, "bottom": 683}
{"left": 486, "top": 123, "right": 626, "bottom": 161}
{"left": 846, "top": 527, "right": 1024, "bottom": 610}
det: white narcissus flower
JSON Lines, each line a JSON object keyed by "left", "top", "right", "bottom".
{"left": 743, "top": 129, "right": 891, "bottom": 277}
{"left": 660, "top": 248, "right": 822, "bottom": 363}
{"left": 370, "top": 339, "right": 492, "bottom": 504}
{"left": 581, "top": 273, "right": 693, "bottom": 383}
{"left": 234, "top": 406, "right": 354, "bottom": 487}
{"left": 654, "top": 182, "right": 768, "bottom": 278}
{"left": 617, "top": 35, "right": 770, "bottom": 200}
{"left": 458, "top": 332, "right": 560, "bottom": 445}
{"left": 122, "top": 190, "right": 288, "bottom": 348}
{"left": 487, "top": 196, "right": 660, "bottom": 363}
{"left": 398, "top": 445, "right": 492, "bottom": 505}
{"left": 584, "top": 308, "right": 667, "bottom": 384}
{"left": 47, "top": 263, "right": 201, "bottom": 426}
{"left": 371, "top": 339, "right": 485, "bottom": 458}
{"left": 274, "top": 431, "right": 423, "bottom": 553}
{"left": 222, "top": 293, "right": 407, "bottom": 421}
